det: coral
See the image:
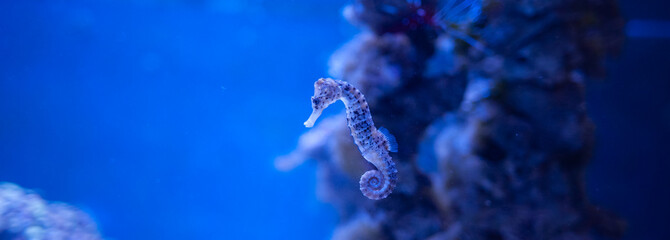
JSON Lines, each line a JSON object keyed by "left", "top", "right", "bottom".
{"left": 278, "top": 0, "right": 625, "bottom": 239}
{"left": 0, "top": 183, "right": 102, "bottom": 240}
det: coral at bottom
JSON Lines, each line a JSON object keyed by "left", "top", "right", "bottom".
{"left": 0, "top": 183, "right": 102, "bottom": 240}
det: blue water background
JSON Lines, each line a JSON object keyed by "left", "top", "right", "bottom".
{"left": 0, "top": 0, "right": 668, "bottom": 239}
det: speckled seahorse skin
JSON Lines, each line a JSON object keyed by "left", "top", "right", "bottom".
{"left": 304, "top": 78, "right": 398, "bottom": 200}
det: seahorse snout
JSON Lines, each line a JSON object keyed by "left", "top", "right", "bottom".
{"left": 304, "top": 108, "right": 323, "bottom": 128}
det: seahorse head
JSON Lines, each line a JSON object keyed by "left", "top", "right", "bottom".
{"left": 304, "top": 78, "right": 342, "bottom": 128}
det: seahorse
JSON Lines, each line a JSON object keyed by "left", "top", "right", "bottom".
{"left": 304, "top": 78, "right": 398, "bottom": 200}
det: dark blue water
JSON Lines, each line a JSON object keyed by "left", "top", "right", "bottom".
{"left": 0, "top": 1, "right": 354, "bottom": 239}
{"left": 1, "top": 0, "right": 668, "bottom": 239}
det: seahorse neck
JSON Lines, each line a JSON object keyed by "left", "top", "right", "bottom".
{"left": 337, "top": 82, "right": 371, "bottom": 117}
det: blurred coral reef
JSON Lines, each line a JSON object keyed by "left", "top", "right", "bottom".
{"left": 278, "top": 0, "right": 626, "bottom": 239}
{"left": 0, "top": 183, "right": 102, "bottom": 240}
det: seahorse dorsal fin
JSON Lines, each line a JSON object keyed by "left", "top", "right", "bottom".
{"left": 379, "top": 127, "right": 398, "bottom": 152}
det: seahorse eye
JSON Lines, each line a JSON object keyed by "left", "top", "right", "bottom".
{"left": 312, "top": 98, "right": 321, "bottom": 105}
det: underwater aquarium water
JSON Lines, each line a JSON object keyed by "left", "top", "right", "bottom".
{"left": 0, "top": 0, "right": 669, "bottom": 240}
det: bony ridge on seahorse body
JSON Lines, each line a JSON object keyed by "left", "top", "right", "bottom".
{"left": 304, "top": 78, "right": 398, "bottom": 200}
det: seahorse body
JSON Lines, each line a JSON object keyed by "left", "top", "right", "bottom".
{"left": 304, "top": 78, "right": 398, "bottom": 200}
